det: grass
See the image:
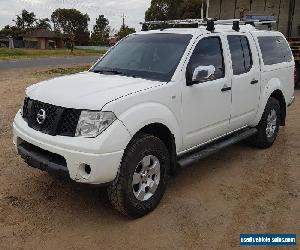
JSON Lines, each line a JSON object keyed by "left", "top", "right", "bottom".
{"left": 0, "top": 48, "right": 106, "bottom": 60}
{"left": 34, "top": 64, "right": 92, "bottom": 77}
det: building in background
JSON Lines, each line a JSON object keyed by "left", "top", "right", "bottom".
{"left": 22, "top": 29, "right": 64, "bottom": 49}
{"left": 207, "top": 0, "right": 299, "bottom": 37}
{"left": 0, "top": 37, "right": 9, "bottom": 47}
{"left": 108, "top": 36, "right": 118, "bottom": 47}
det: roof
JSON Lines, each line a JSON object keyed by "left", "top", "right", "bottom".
{"left": 0, "top": 37, "right": 9, "bottom": 41}
{"left": 23, "top": 29, "right": 59, "bottom": 38}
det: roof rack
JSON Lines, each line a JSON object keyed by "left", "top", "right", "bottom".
{"left": 140, "top": 18, "right": 276, "bottom": 32}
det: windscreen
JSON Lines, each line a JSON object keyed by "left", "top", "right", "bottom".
{"left": 91, "top": 33, "right": 192, "bottom": 81}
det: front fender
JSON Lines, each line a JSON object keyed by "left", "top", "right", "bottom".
{"left": 117, "top": 102, "right": 182, "bottom": 152}
{"left": 251, "top": 78, "right": 284, "bottom": 126}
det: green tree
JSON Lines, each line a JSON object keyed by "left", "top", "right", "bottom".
{"left": 35, "top": 18, "right": 52, "bottom": 30}
{"left": 93, "top": 15, "right": 109, "bottom": 33}
{"left": 51, "top": 8, "right": 90, "bottom": 52}
{"left": 116, "top": 25, "right": 136, "bottom": 39}
{"left": 0, "top": 25, "right": 20, "bottom": 38}
{"left": 90, "top": 15, "right": 110, "bottom": 45}
{"left": 178, "top": 0, "right": 207, "bottom": 19}
{"left": 145, "top": 0, "right": 208, "bottom": 22}
{"left": 145, "top": 0, "right": 182, "bottom": 21}
{"left": 14, "top": 9, "right": 37, "bottom": 30}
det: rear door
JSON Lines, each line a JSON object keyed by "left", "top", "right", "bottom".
{"left": 227, "top": 34, "right": 261, "bottom": 130}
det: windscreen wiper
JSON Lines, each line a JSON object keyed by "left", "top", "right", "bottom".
{"left": 93, "top": 69, "right": 136, "bottom": 78}
{"left": 93, "top": 69, "right": 123, "bottom": 75}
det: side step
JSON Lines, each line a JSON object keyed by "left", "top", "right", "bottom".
{"left": 178, "top": 128, "right": 258, "bottom": 167}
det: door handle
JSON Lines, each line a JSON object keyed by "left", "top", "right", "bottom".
{"left": 251, "top": 79, "right": 259, "bottom": 85}
{"left": 221, "top": 86, "right": 232, "bottom": 92}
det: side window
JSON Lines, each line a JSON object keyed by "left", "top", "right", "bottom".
{"left": 241, "top": 36, "right": 253, "bottom": 72}
{"left": 258, "top": 36, "right": 292, "bottom": 65}
{"left": 186, "top": 37, "right": 225, "bottom": 82}
{"left": 228, "top": 35, "right": 253, "bottom": 75}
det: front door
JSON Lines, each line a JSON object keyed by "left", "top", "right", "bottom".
{"left": 181, "top": 35, "right": 232, "bottom": 150}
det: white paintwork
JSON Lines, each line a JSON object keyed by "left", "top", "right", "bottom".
{"left": 13, "top": 26, "right": 295, "bottom": 184}
{"left": 181, "top": 34, "right": 232, "bottom": 149}
{"left": 13, "top": 111, "right": 131, "bottom": 184}
{"left": 26, "top": 72, "right": 163, "bottom": 110}
{"left": 250, "top": 31, "right": 295, "bottom": 126}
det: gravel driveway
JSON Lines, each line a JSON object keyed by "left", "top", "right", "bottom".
{"left": 0, "top": 67, "right": 299, "bottom": 250}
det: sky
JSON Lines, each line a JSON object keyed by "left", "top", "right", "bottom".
{"left": 0, "top": 0, "right": 151, "bottom": 32}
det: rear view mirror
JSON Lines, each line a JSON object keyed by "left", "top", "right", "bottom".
{"left": 187, "top": 65, "right": 216, "bottom": 86}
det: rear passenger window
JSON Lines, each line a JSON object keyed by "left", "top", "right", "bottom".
{"left": 258, "top": 36, "right": 292, "bottom": 65}
{"left": 228, "top": 35, "right": 253, "bottom": 75}
{"left": 241, "top": 37, "right": 252, "bottom": 71}
{"left": 187, "top": 36, "right": 225, "bottom": 82}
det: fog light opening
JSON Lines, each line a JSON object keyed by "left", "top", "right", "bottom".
{"left": 84, "top": 164, "right": 91, "bottom": 175}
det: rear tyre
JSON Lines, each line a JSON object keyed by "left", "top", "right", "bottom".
{"left": 250, "top": 97, "right": 281, "bottom": 149}
{"left": 107, "top": 133, "right": 170, "bottom": 218}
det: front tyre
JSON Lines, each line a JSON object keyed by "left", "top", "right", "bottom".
{"left": 250, "top": 97, "right": 281, "bottom": 149}
{"left": 107, "top": 133, "right": 170, "bottom": 218}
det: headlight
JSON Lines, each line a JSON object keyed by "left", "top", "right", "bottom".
{"left": 75, "top": 111, "right": 116, "bottom": 138}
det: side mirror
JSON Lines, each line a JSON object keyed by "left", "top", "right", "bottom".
{"left": 187, "top": 65, "right": 216, "bottom": 86}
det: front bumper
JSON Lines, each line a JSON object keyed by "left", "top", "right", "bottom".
{"left": 13, "top": 111, "right": 131, "bottom": 184}
{"left": 18, "top": 142, "right": 70, "bottom": 178}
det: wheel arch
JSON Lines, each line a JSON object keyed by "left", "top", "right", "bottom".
{"left": 270, "top": 89, "right": 286, "bottom": 126}
{"left": 252, "top": 79, "right": 287, "bottom": 127}
{"left": 127, "top": 123, "right": 178, "bottom": 175}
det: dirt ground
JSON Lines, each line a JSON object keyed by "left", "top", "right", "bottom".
{"left": 0, "top": 67, "right": 299, "bottom": 250}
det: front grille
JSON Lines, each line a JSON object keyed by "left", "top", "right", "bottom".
{"left": 22, "top": 97, "right": 29, "bottom": 118}
{"left": 29, "top": 99, "right": 58, "bottom": 134}
{"left": 59, "top": 109, "right": 81, "bottom": 137}
{"left": 22, "top": 98, "right": 81, "bottom": 137}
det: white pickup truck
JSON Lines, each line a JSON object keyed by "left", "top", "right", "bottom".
{"left": 13, "top": 21, "right": 295, "bottom": 218}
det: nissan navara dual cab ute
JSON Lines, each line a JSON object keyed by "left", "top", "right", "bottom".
{"left": 13, "top": 22, "right": 295, "bottom": 218}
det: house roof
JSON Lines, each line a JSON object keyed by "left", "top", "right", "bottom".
{"left": 23, "top": 29, "right": 60, "bottom": 38}
{"left": 0, "top": 37, "right": 9, "bottom": 41}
